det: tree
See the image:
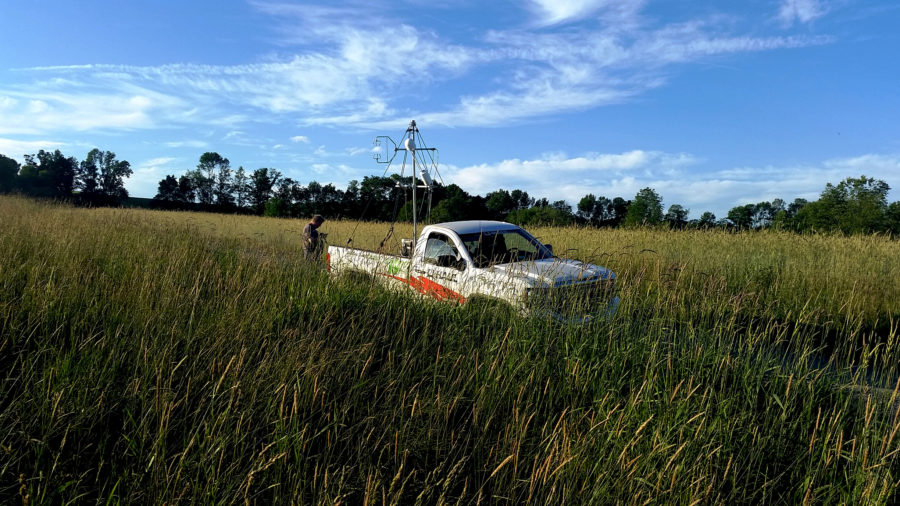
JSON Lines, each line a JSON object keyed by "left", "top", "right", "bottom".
{"left": 359, "top": 174, "right": 403, "bottom": 221}
{"left": 290, "top": 182, "right": 312, "bottom": 217}
{"left": 177, "top": 175, "right": 195, "bottom": 204}
{"left": 664, "top": 204, "right": 689, "bottom": 228}
{"left": 835, "top": 176, "right": 890, "bottom": 233}
{"left": 154, "top": 173, "right": 195, "bottom": 207}
{"left": 78, "top": 151, "right": 101, "bottom": 197}
{"left": 341, "top": 180, "right": 361, "bottom": 217}
{"left": 787, "top": 198, "right": 808, "bottom": 217}
{"left": 751, "top": 199, "right": 784, "bottom": 228}
{"left": 551, "top": 200, "right": 571, "bottom": 214}
{"left": 18, "top": 150, "right": 78, "bottom": 198}
{"left": 428, "top": 184, "right": 472, "bottom": 223}
{"left": 698, "top": 211, "right": 716, "bottom": 229}
{"left": 0, "top": 154, "right": 19, "bottom": 193}
{"left": 510, "top": 189, "right": 534, "bottom": 210}
{"left": 214, "top": 164, "right": 234, "bottom": 207}
{"left": 154, "top": 175, "right": 180, "bottom": 202}
{"left": 305, "top": 180, "right": 323, "bottom": 216}
{"left": 773, "top": 198, "right": 809, "bottom": 230}
{"left": 45, "top": 150, "right": 78, "bottom": 197}
{"left": 275, "top": 177, "right": 298, "bottom": 208}
{"left": 264, "top": 197, "right": 287, "bottom": 217}
{"left": 727, "top": 204, "right": 754, "bottom": 229}
{"left": 624, "top": 188, "right": 663, "bottom": 227}
{"left": 485, "top": 189, "right": 515, "bottom": 219}
{"left": 577, "top": 194, "right": 597, "bottom": 222}
{"left": 186, "top": 169, "right": 212, "bottom": 205}
{"left": 233, "top": 166, "right": 249, "bottom": 209}
{"left": 197, "top": 152, "right": 232, "bottom": 207}
{"left": 78, "top": 149, "right": 132, "bottom": 205}
{"left": 795, "top": 175, "right": 891, "bottom": 233}
{"left": 319, "top": 183, "right": 343, "bottom": 217}
{"left": 249, "top": 168, "right": 281, "bottom": 213}
{"left": 610, "top": 197, "right": 629, "bottom": 227}
{"left": 886, "top": 201, "right": 900, "bottom": 234}
{"left": 771, "top": 198, "right": 786, "bottom": 215}
{"left": 507, "top": 206, "right": 574, "bottom": 226}
{"left": 577, "top": 194, "right": 616, "bottom": 226}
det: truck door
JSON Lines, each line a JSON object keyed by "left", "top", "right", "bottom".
{"left": 412, "top": 231, "right": 470, "bottom": 303}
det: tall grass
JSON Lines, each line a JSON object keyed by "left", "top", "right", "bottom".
{"left": 1, "top": 196, "right": 898, "bottom": 504}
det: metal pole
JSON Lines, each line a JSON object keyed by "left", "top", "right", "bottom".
{"left": 410, "top": 120, "right": 417, "bottom": 246}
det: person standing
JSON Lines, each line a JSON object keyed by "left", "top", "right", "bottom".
{"left": 303, "top": 215, "right": 326, "bottom": 260}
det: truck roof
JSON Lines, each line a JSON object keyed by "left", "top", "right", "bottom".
{"left": 429, "top": 220, "right": 520, "bottom": 235}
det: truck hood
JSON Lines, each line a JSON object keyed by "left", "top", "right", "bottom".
{"left": 487, "top": 258, "right": 615, "bottom": 287}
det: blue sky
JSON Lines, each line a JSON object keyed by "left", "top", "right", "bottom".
{"left": 1, "top": 0, "right": 898, "bottom": 217}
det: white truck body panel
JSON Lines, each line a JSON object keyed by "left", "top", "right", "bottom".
{"left": 328, "top": 221, "right": 620, "bottom": 322}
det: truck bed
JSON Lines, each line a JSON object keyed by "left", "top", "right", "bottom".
{"left": 328, "top": 245, "right": 411, "bottom": 279}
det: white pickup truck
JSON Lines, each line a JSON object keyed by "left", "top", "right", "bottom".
{"left": 327, "top": 221, "right": 620, "bottom": 323}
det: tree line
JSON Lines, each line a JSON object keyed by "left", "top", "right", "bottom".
{"left": 0, "top": 149, "right": 132, "bottom": 206}
{"left": 1, "top": 149, "right": 898, "bottom": 235}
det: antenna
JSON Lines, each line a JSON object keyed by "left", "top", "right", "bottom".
{"left": 372, "top": 119, "right": 440, "bottom": 247}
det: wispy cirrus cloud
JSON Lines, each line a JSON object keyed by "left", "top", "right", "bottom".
{"left": 0, "top": 1, "right": 833, "bottom": 137}
{"left": 164, "top": 140, "right": 208, "bottom": 149}
{"left": 526, "top": 0, "right": 644, "bottom": 25}
{"left": 0, "top": 85, "right": 180, "bottom": 135}
{"left": 778, "top": 0, "right": 827, "bottom": 25}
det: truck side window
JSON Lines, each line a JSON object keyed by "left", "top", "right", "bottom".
{"left": 423, "top": 233, "right": 464, "bottom": 270}
{"left": 502, "top": 232, "right": 531, "bottom": 252}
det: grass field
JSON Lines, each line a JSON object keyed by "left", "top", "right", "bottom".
{"left": 2, "top": 195, "right": 899, "bottom": 504}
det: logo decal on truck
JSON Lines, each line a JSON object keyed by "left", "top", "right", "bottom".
{"left": 386, "top": 259, "right": 404, "bottom": 275}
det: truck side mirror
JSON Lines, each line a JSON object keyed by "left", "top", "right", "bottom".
{"left": 401, "top": 238, "right": 414, "bottom": 257}
{"left": 545, "top": 244, "right": 554, "bottom": 255}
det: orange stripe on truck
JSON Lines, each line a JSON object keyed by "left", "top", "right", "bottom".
{"left": 379, "top": 274, "right": 466, "bottom": 304}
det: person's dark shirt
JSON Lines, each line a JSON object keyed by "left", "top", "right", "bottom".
{"left": 303, "top": 222, "right": 319, "bottom": 250}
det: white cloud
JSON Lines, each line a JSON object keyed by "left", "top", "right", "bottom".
{"left": 0, "top": 138, "right": 65, "bottom": 160}
{"left": 0, "top": 82, "right": 185, "bottom": 135}
{"left": 526, "top": 0, "right": 645, "bottom": 26}
{"left": 445, "top": 151, "right": 900, "bottom": 217}
{"left": 303, "top": 19, "right": 828, "bottom": 128}
{"left": 143, "top": 156, "right": 177, "bottom": 166}
{"left": 288, "top": 162, "right": 365, "bottom": 185}
{"left": 823, "top": 153, "right": 900, "bottom": 174}
{"left": 346, "top": 146, "right": 370, "bottom": 156}
{"left": 126, "top": 156, "right": 180, "bottom": 197}
{"left": 778, "top": 0, "right": 827, "bottom": 25}
{"left": 0, "top": 1, "right": 835, "bottom": 136}
{"left": 447, "top": 150, "right": 695, "bottom": 197}
{"left": 290, "top": 135, "right": 309, "bottom": 143}
{"left": 311, "top": 163, "right": 330, "bottom": 175}
{"left": 528, "top": 0, "right": 608, "bottom": 24}
{"left": 164, "top": 140, "right": 208, "bottom": 148}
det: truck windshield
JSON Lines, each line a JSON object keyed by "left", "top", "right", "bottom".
{"left": 458, "top": 229, "right": 554, "bottom": 268}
